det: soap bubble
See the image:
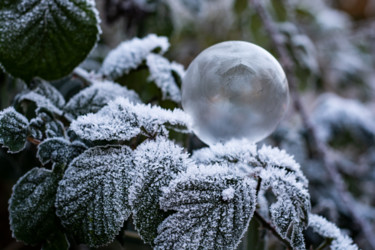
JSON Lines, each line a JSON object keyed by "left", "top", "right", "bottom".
{"left": 182, "top": 41, "right": 289, "bottom": 145}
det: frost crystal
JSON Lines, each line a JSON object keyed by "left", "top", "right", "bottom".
{"left": 55, "top": 146, "right": 134, "bottom": 247}
{"left": 0, "top": 107, "right": 29, "bottom": 153}
{"left": 64, "top": 80, "right": 141, "bottom": 120}
{"left": 129, "top": 137, "right": 193, "bottom": 244}
{"left": 100, "top": 34, "right": 170, "bottom": 79}
{"left": 9, "top": 167, "right": 60, "bottom": 244}
{"left": 312, "top": 93, "right": 375, "bottom": 143}
{"left": 155, "top": 164, "right": 257, "bottom": 249}
{"left": 70, "top": 97, "right": 190, "bottom": 141}
{"left": 146, "top": 53, "right": 183, "bottom": 102}
{"left": 309, "top": 214, "right": 358, "bottom": 250}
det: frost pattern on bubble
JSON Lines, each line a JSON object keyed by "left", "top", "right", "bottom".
{"left": 154, "top": 164, "right": 257, "bottom": 250}
{"left": 308, "top": 214, "right": 358, "bottom": 250}
{"left": 182, "top": 41, "right": 289, "bottom": 145}
{"left": 129, "top": 137, "right": 193, "bottom": 244}
{"left": 146, "top": 53, "right": 184, "bottom": 102}
{"left": 55, "top": 146, "right": 134, "bottom": 247}
{"left": 37, "top": 137, "right": 87, "bottom": 165}
{"left": 0, "top": 107, "right": 29, "bottom": 153}
{"left": 70, "top": 97, "right": 190, "bottom": 141}
{"left": 260, "top": 167, "right": 310, "bottom": 249}
{"left": 312, "top": 93, "right": 375, "bottom": 143}
{"left": 64, "top": 80, "right": 141, "bottom": 120}
{"left": 100, "top": 34, "right": 170, "bottom": 79}
{"left": 9, "top": 167, "right": 60, "bottom": 244}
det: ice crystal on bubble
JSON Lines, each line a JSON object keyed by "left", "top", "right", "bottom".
{"left": 146, "top": 53, "right": 184, "bottom": 102}
{"left": 64, "top": 80, "right": 141, "bottom": 120}
{"left": 129, "top": 137, "right": 193, "bottom": 244}
{"left": 70, "top": 97, "right": 190, "bottom": 141}
{"left": 9, "top": 168, "right": 60, "bottom": 244}
{"left": 154, "top": 164, "right": 257, "bottom": 249}
{"left": 100, "top": 34, "right": 169, "bottom": 79}
{"left": 55, "top": 145, "right": 134, "bottom": 247}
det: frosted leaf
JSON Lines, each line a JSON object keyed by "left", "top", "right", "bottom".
{"left": 100, "top": 34, "right": 170, "bottom": 79}
{"left": 146, "top": 53, "right": 183, "bottom": 102}
{"left": 0, "top": 107, "right": 29, "bottom": 153}
{"left": 70, "top": 97, "right": 190, "bottom": 141}
{"left": 9, "top": 167, "right": 60, "bottom": 244}
{"left": 260, "top": 167, "right": 310, "bottom": 249}
{"left": 129, "top": 137, "right": 192, "bottom": 244}
{"left": 308, "top": 214, "right": 358, "bottom": 250}
{"left": 155, "top": 164, "right": 257, "bottom": 249}
{"left": 182, "top": 41, "right": 289, "bottom": 145}
{"left": 17, "top": 91, "right": 63, "bottom": 116}
{"left": 64, "top": 79, "right": 141, "bottom": 120}
{"left": 55, "top": 145, "right": 134, "bottom": 247}
{"left": 37, "top": 137, "right": 87, "bottom": 165}
{"left": 0, "top": 0, "right": 101, "bottom": 81}
{"left": 31, "top": 79, "right": 65, "bottom": 109}
{"left": 312, "top": 93, "right": 375, "bottom": 144}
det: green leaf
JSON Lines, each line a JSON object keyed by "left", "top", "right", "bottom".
{"left": 31, "top": 79, "right": 66, "bottom": 109}
{"left": 0, "top": 0, "right": 100, "bottom": 82}
{"left": 155, "top": 165, "right": 257, "bottom": 249}
{"left": 9, "top": 167, "right": 60, "bottom": 244}
{"left": 42, "top": 230, "right": 70, "bottom": 250}
{"left": 0, "top": 107, "right": 29, "bottom": 153}
{"left": 37, "top": 137, "right": 87, "bottom": 165}
{"left": 55, "top": 145, "right": 134, "bottom": 247}
{"left": 129, "top": 137, "right": 192, "bottom": 244}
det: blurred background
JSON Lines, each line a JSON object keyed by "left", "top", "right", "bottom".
{"left": 1, "top": 0, "right": 375, "bottom": 249}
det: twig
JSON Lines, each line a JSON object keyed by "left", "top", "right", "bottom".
{"left": 72, "top": 67, "right": 96, "bottom": 86}
{"left": 26, "top": 136, "right": 41, "bottom": 145}
{"left": 249, "top": 0, "right": 375, "bottom": 248}
{"left": 254, "top": 211, "right": 292, "bottom": 250}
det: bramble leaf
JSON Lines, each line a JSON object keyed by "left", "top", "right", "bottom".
{"left": 129, "top": 137, "right": 192, "bottom": 244}
{"left": 55, "top": 145, "right": 134, "bottom": 247}
{"left": 0, "top": 0, "right": 101, "bottom": 81}
{"left": 0, "top": 107, "right": 29, "bottom": 153}
{"left": 155, "top": 165, "right": 257, "bottom": 249}
{"left": 9, "top": 167, "right": 60, "bottom": 244}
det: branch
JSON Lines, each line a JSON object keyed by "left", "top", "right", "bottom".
{"left": 26, "top": 136, "right": 40, "bottom": 146}
{"left": 249, "top": 0, "right": 375, "bottom": 248}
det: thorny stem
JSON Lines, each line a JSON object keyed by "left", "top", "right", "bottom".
{"left": 249, "top": 0, "right": 375, "bottom": 248}
{"left": 254, "top": 211, "right": 292, "bottom": 250}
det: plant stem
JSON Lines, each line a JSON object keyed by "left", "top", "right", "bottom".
{"left": 249, "top": 0, "right": 375, "bottom": 248}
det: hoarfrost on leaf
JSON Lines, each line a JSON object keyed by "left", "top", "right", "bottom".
{"left": 146, "top": 53, "right": 183, "bottom": 102}
{"left": 55, "top": 145, "right": 134, "bottom": 247}
{"left": 9, "top": 167, "right": 60, "bottom": 244}
{"left": 0, "top": 0, "right": 101, "bottom": 81}
{"left": 64, "top": 79, "right": 141, "bottom": 120}
{"left": 37, "top": 137, "right": 87, "bottom": 165}
{"left": 70, "top": 97, "right": 190, "bottom": 141}
{"left": 17, "top": 91, "right": 63, "bottom": 116}
{"left": 154, "top": 164, "right": 257, "bottom": 249}
{"left": 0, "top": 107, "right": 29, "bottom": 153}
{"left": 308, "top": 214, "right": 358, "bottom": 250}
{"left": 129, "top": 137, "right": 193, "bottom": 244}
{"left": 100, "top": 34, "right": 170, "bottom": 79}
{"left": 31, "top": 79, "right": 66, "bottom": 109}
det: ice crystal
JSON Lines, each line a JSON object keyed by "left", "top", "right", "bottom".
{"left": 260, "top": 167, "right": 310, "bottom": 249}
{"left": 37, "top": 137, "right": 87, "bottom": 165}
{"left": 9, "top": 167, "right": 60, "bottom": 244}
{"left": 70, "top": 97, "right": 190, "bottom": 141}
{"left": 55, "top": 146, "right": 134, "bottom": 247}
{"left": 129, "top": 137, "right": 193, "bottom": 244}
{"left": 0, "top": 0, "right": 101, "bottom": 81}
{"left": 100, "top": 34, "right": 170, "bottom": 79}
{"left": 64, "top": 80, "right": 141, "bottom": 120}
{"left": 155, "top": 164, "right": 257, "bottom": 249}
{"left": 0, "top": 107, "right": 29, "bottom": 153}
{"left": 146, "top": 53, "right": 183, "bottom": 102}
{"left": 309, "top": 214, "right": 358, "bottom": 250}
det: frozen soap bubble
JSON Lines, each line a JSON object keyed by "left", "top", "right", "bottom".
{"left": 182, "top": 41, "right": 289, "bottom": 145}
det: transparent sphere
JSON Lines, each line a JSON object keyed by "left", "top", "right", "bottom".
{"left": 182, "top": 41, "right": 289, "bottom": 145}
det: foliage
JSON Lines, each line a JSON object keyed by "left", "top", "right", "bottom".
{"left": 0, "top": 0, "right": 372, "bottom": 249}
